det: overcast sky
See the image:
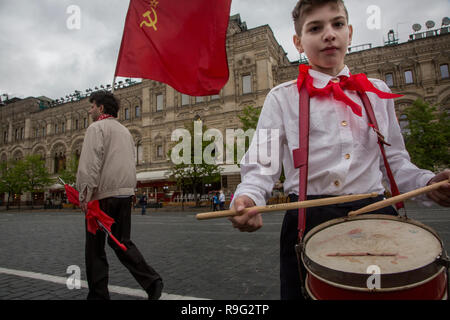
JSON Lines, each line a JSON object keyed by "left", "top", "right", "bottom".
{"left": 0, "top": 0, "right": 448, "bottom": 100}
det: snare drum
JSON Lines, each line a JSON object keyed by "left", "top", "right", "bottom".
{"left": 300, "top": 214, "right": 449, "bottom": 300}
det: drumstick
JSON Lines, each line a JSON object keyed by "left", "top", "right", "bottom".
{"left": 348, "top": 179, "right": 450, "bottom": 217}
{"left": 196, "top": 193, "right": 379, "bottom": 220}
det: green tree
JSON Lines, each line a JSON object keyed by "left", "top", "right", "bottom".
{"left": 0, "top": 160, "right": 27, "bottom": 210}
{"left": 238, "top": 105, "right": 262, "bottom": 131}
{"left": 22, "top": 155, "right": 53, "bottom": 208}
{"left": 403, "top": 99, "right": 450, "bottom": 171}
{"left": 168, "top": 121, "right": 222, "bottom": 208}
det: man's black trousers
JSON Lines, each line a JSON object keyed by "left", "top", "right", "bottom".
{"left": 85, "top": 196, "right": 161, "bottom": 300}
{"left": 280, "top": 194, "right": 398, "bottom": 300}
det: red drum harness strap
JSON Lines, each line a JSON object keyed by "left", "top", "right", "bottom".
{"left": 292, "top": 77, "right": 404, "bottom": 243}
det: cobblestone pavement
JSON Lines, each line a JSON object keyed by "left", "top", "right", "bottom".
{"left": 0, "top": 201, "right": 449, "bottom": 300}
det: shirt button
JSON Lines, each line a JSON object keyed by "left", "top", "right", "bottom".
{"left": 341, "top": 121, "right": 348, "bottom": 127}
{"left": 334, "top": 180, "right": 340, "bottom": 187}
{"left": 345, "top": 153, "right": 351, "bottom": 160}
{"left": 331, "top": 77, "right": 340, "bottom": 83}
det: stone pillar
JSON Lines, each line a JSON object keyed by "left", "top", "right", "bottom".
{"left": 8, "top": 121, "right": 12, "bottom": 143}
{"left": 46, "top": 123, "right": 52, "bottom": 136}
{"left": 24, "top": 118, "right": 31, "bottom": 140}
{"left": 256, "top": 59, "right": 273, "bottom": 91}
{"left": 142, "top": 87, "right": 151, "bottom": 126}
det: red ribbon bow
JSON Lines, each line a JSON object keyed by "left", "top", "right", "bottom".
{"left": 296, "top": 65, "right": 403, "bottom": 117}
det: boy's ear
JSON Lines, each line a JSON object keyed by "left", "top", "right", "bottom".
{"left": 293, "top": 34, "right": 304, "bottom": 53}
{"left": 348, "top": 24, "right": 353, "bottom": 46}
{"left": 99, "top": 105, "right": 105, "bottom": 114}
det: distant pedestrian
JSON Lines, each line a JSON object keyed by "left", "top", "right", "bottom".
{"left": 139, "top": 195, "right": 148, "bottom": 215}
{"left": 213, "top": 193, "right": 220, "bottom": 211}
{"left": 209, "top": 192, "right": 214, "bottom": 210}
{"left": 219, "top": 190, "right": 225, "bottom": 210}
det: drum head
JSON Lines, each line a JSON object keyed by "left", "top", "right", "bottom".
{"left": 302, "top": 215, "right": 444, "bottom": 289}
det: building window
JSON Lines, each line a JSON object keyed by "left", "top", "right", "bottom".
{"left": 242, "top": 74, "right": 252, "bottom": 94}
{"left": 196, "top": 96, "right": 204, "bottom": 103}
{"left": 211, "top": 94, "right": 220, "bottom": 100}
{"left": 157, "top": 145, "right": 163, "bottom": 157}
{"left": 20, "top": 128, "right": 24, "bottom": 140}
{"left": 15, "top": 128, "right": 18, "bottom": 141}
{"left": 61, "top": 123, "right": 65, "bottom": 133}
{"left": 135, "top": 106, "right": 141, "bottom": 118}
{"left": 440, "top": 64, "right": 449, "bottom": 79}
{"left": 156, "top": 94, "right": 164, "bottom": 111}
{"left": 404, "top": 70, "right": 414, "bottom": 84}
{"left": 42, "top": 127, "right": 46, "bottom": 137}
{"left": 181, "top": 94, "right": 190, "bottom": 106}
{"left": 125, "top": 108, "right": 130, "bottom": 120}
{"left": 385, "top": 73, "right": 394, "bottom": 87}
{"left": 84, "top": 118, "right": 87, "bottom": 128}
{"left": 54, "top": 152, "right": 66, "bottom": 174}
{"left": 4, "top": 131, "right": 7, "bottom": 143}
{"left": 136, "top": 143, "right": 143, "bottom": 164}
{"left": 35, "top": 128, "right": 39, "bottom": 138}
{"left": 222, "top": 175, "right": 228, "bottom": 188}
{"left": 75, "top": 119, "right": 79, "bottom": 130}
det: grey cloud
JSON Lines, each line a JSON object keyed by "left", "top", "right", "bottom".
{"left": 1, "top": 0, "right": 448, "bottom": 100}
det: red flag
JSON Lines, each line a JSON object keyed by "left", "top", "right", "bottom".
{"left": 64, "top": 184, "right": 114, "bottom": 235}
{"left": 64, "top": 184, "right": 80, "bottom": 206}
{"left": 63, "top": 184, "right": 127, "bottom": 251}
{"left": 115, "top": 0, "right": 232, "bottom": 96}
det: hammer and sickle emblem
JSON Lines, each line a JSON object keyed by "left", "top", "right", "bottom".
{"left": 140, "top": 7, "right": 158, "bottom": 31}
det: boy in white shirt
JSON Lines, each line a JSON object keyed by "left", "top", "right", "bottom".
{"left": 229, "top": 0, "right": 450, "bottom": 300}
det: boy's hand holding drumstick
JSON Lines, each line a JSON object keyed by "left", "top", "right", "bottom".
{"left": 229, "top": 195, "right": 262, "bottom": 233}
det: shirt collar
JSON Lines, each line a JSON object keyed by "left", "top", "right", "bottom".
{"left": 308, "top": 65, "right": 350, "bottom": 89}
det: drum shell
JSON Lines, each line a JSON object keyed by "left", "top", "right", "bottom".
{"left": 305, "top": 267, "right": 447, "bottom": 300}
{"left": 300, "top": 214, "right": 449, "bottom": 300}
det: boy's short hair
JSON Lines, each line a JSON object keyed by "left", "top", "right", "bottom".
{"left": 89, "top": 91, "right": 119, "bottom": 118}
{"left": 292, "top": 0, "right": 349, "bottom": 36}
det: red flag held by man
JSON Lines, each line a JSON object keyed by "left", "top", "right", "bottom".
{"left": 63, "top": 183, "right": 127, "bottom": 252}
{"left": 115, "top": 0, "right": 232, "bottom": 96}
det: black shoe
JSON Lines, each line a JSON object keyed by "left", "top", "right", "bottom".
{"left": 147, "top": 279, "right": 163, "bottom": 300}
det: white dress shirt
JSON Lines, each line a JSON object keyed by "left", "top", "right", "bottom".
{"left": 232, "top": 66, "right": 435, "bottom": 208}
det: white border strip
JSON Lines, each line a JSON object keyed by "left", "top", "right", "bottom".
{"left": 0, "top": 267, "right": 208, "bottom": 300}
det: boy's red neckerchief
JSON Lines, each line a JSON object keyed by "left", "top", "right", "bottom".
{"left": 296, "top": 64, "right": 403, "bottom": 117}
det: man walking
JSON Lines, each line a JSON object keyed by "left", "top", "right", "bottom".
{"left": 76, "top": 91, "right": 163, "bottom": 300}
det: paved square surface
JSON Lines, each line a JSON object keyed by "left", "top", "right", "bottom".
{"left": 0, "top": 201, "right": 449, "bottom": 300}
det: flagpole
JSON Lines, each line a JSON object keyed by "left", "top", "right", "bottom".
{"left": 111, "top": 0, "right": 130, "bottom": 95}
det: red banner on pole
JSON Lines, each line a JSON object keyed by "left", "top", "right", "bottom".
{"left": 115, "top": 0, "right": 232, "bottom": 96}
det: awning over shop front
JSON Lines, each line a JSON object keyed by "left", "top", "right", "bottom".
{"left": 136, "top": 165, "right": 240, "bottom": 183}
{"left": 219, "top": 164, "right": 240, "bottom": 175}
{"left": 49, "top": 183, "right": 64, "bottom": 191}
{"left": 136, "top": 170, "right": 171, "bottom": 182}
